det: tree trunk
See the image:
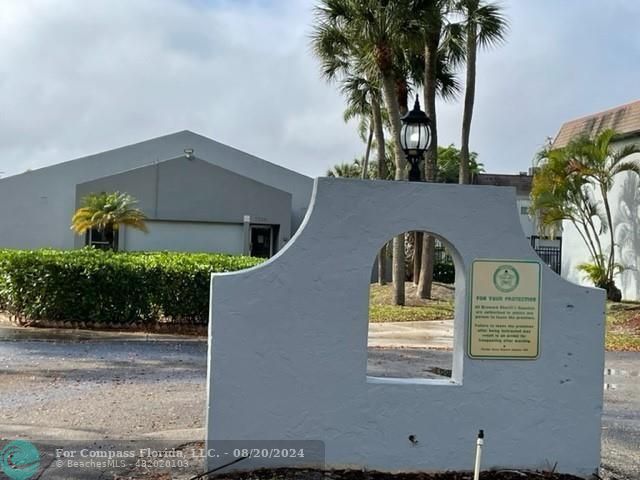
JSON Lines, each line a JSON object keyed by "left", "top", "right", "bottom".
{"left": 361, "top": 123, "right": 374, "bottom": 179}
{"left": 381, "top": 71, "right": 408, "bottom": 305}
{"left": 412, "top": 138, "right": 426, "bottom": 284}
{"left": 600, "top": 184, "right": 617, "bottom": 294}
{"left": 373, "top": 97, "right": 387, "bottom": 180}
{"left": 420, "top": 236, "right": 435, "bottom": 299}
{"left": 413, "top": 231, "right": 423, "bottom": 285}
{"left": 372, "top": 98, "right": 388, "bottom": 285}
{"left": 396, "top": 78, "right": 409, "bottom": 116}
{"left": 378, "top": 244, "right": 387, "bottom": 285}
{"left": 459, "top": 22, "right": 477, "bottom": 185}
{"left": 417, "top": 24, "right": 441, "bottom": 300}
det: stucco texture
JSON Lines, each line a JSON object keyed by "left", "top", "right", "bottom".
{"left": 206, "top": 178, "right": 605, "bottom": 476}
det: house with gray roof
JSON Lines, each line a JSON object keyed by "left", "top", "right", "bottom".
{"left": 0, "top": 131, "right": 313, "bottom": 257}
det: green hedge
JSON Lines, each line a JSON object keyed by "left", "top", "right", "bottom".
{"left": 433, "top": 262, "right": 455, "bottom": 284}
{"left": 0, "top": 249, "right": 263, "bottom": 325}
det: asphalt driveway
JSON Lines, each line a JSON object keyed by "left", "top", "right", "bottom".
{"left": 0, "top": 326, "right": 637, "bottom": 479}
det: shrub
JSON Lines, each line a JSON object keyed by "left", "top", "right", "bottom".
{"left": 0, "top": 249, "right": 263, "bottom": 325}
{"left": 433, "top": 262, "right": 455, "bottom": 284}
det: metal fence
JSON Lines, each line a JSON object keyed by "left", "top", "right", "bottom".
{"left": 534, "top": 246, "right": 562, "bottom": 274}
{"left": 531, "top": 236, "right": 562, "bottom": 274}
{"left": 435, "top": 238, "right": 562, "bottom": 275}
{"left": 434, "top": 243, "right": 453, "bottom": 265}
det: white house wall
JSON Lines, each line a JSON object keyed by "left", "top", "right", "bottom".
{"left": 123, "top": 221, "right": 244, "bottom": 254}
{"left": 561, "top": 139, "right": 640, "bottom": 300}
{"left": 516, "top": 196, "right": 534, "bottom": 238}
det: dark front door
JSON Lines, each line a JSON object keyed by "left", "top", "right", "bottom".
{"left": 250, "top": 226, "right": 272, "bottom": 258}
{"left": 86, "top": 227, "right": 118, "bottom": 251}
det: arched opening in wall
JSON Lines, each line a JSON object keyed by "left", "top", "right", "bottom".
{"left": 368, "top": 231, "right": 458, "bottom": 381}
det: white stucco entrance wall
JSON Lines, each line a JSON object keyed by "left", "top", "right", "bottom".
{"left": 206, "top": 178, "right": 605, "bottom": 476}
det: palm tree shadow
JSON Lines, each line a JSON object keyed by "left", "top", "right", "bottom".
{"left": 615, "top": 173, "right": 640, "bottom": 299}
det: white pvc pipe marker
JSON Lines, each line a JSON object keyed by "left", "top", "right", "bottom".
{"left": 473, "top": 429, "right": 484, "bottom": 480}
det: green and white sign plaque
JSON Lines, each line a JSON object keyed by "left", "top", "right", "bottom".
{"left": 468, "top": 259, "right": 541, "bottom": 359}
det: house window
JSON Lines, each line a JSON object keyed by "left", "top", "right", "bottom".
{"left": 86, "top": 228, "right": 117, "bottom": 250}
{"left": 520, "top": 206, "right": 529, "bottom": 215}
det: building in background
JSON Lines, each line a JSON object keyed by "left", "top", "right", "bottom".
{"left": 0, "top": 129, "right": 571, "bottom": 276}
{"left": 473, "top": 172, "right": 563, "bottom": 274}
{"left": 552, "top": 99, "right": 640, "bottom": 300}
{"left": 0, "top": 131, "right": 313, "bottom": 258}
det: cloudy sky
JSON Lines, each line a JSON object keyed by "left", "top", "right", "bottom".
{"left": 0, "top": 0, "right": 638, "bottom": 178}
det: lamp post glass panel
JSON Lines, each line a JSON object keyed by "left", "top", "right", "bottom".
{"left": 400, "top": 96, "right": 432, "bottom": 181}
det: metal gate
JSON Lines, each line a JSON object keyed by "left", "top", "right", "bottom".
{"left": 531, "top": 236, "right": 562, "bottom": 274}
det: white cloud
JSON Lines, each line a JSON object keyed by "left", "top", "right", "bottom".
{"left": 0, "top": 0, "right": 359, "bottom": 177}
{"left": 0, "top": 0, "right": 638, "bottom": 178}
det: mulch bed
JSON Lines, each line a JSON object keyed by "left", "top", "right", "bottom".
{"left": 624, "top": 315, "right": 640, "bottom": 332}
{"left": 0, "top": 312, "right": 207, "bottom": 336}
{"left": 207, "top": 468, "right": 585, "bottom": 480}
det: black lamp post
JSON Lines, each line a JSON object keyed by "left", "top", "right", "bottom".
{"left": 400, "top": 96, "right": 432, "bottom": 182}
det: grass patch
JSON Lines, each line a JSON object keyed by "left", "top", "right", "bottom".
{"left": 605, "top": 333, "right": 640, "bottom": 351}
{"left": 605, "top": 301, "right": 640, "bottom": 351}
{"left": 369, "top": 282, "right": 454, "bottom": 323}
{"left": 370, "top": 303, "right": 454, "bottom": 323}
{"left": 606, "top": 300, "right": 640, "bottom": 325}
{"left": 369, "top": 285, "right": 640, "bottom": 352}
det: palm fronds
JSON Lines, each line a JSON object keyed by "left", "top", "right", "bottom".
{"left": 71, "top": 192, "right": 148, "bottom": 236}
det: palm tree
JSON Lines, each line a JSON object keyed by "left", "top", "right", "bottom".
{"left": 341, "top": 75, "right": 381, "bottom": 179}
{"left": 71, "top": 192, "right": 147, "bottom": 251}
{"left": 326, "top": 161, "right": 363, "bottom": 178}
{"left": 312, "top": 0, "right": 419, "bottom": 305}
{"left": 312, "top": 7, "right": 387, "bottom": 181}
{"left": 563, "top": 129, "right": 640, "bottom": 298}
{"left": 313, "top": 15, "right": 392, "bottom": 285}
{"left": 531, "top": 129, "right": 640, "bottom": 300}
{"left": 457, "top": 0, "right": 508, "bottom": 184}
{"left": 411, "top": 0, "right": 465, "bottom": 298}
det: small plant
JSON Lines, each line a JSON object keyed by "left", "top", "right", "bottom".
{"left": 577, "top": 258, "right": 624, "bottom": 301}
{"left": 71, "top": 192, "right": 148, "bottom": 251}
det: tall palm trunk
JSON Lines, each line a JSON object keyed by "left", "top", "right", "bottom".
{"left": 412, "top": 87, "right": 425, "bottom": 284}
{"left": 413, "top": 232, "right": 423, "bottom": 284}
{"left": 372, "top": 97, "right": 387, "bottom": 180}
{"left": 361, "top": 124, "right": 374, "bottom": 179}
{"left": 396, "top": 78, "right": 409, "bottom": 116}
{"left": 459, "top": 21, "right": 477, "bottom": 185}
{"left": 380, "top": 71, "right": 408, "bottom": 305}
{"left": 417, "top": 24, "right": 441, "bottom": 300}
{"left": 373, "top": 97, "right": 388, "bottom": 285}
{"left": 600, "top": 184, "right": 618, "bottom": 298}
{"left": 397, "top": 79, "right": 418, "bottom": 285}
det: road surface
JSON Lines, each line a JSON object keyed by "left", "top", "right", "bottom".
{"left": 0, "top": 326, "right": 637, "bottom": 479}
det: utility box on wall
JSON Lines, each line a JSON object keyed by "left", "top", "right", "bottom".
{"left": 205, "top": 178, "right": 605, "bottom": 477}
